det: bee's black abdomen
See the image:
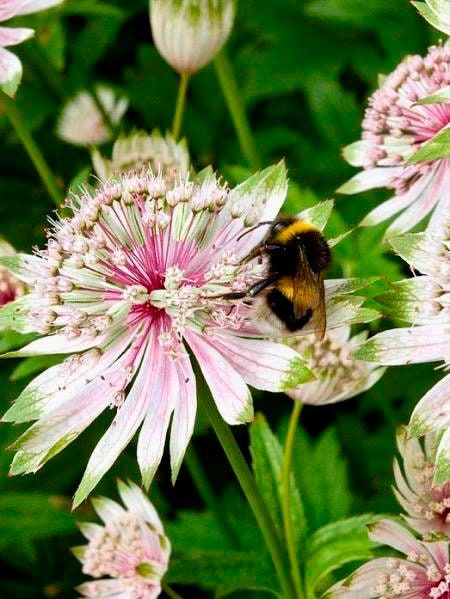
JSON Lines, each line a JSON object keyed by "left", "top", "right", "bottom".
{"left": 298, "top": 230, "right": 331, "bottom": 272}
{"left": 266, "top": 289, "right": 313, "bottom": 332}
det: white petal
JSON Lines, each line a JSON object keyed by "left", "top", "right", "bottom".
{"left": 185, "top": 330, "right": 253, "bottom": 425}
{"left": 410, "top": 374, "right": 450, "bottom": 435}
{"left": 0, "top": 26, "right": 33, "bottom": 46}
{"left": 0, "top": 46, "right": 21, "bottom": 97}
{"left": 337, "top": 167, "right": 401, "bottom": 194}
{"left": 15, "top": 0, "right": 63, "bottom": 16}
{"left": 117, "top": 480, "right": 164, "bottom": 534}
{"left": 360, "top": 192, "right": 416, "bottom": 227}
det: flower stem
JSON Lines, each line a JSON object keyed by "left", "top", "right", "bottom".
{"left": 185, "top": 445, "right": 241, "bottom": 547}
{"left": 281, "top": 401, "right": 304, "bottom": 599}
{"left": 214, "top": 50, "right": 261, "bottom": 171}
{"left": 172, "top": 72, "right": 190, "bottom": 141}
{"left": 162, "top": 582, "right": 184, "bottom": 599}
{"left": 198, "top": 385, "right": 296, "bottom": 599}
{"left": 2, "top": 93, "right": 64, "bottom": 207}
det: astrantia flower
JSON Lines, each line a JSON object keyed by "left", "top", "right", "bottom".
{"left": 338, "top": 44, "right": 450, "bottom": 237}
{"left": 355, "top": 215, "right": 450, "bottom": 483}
{"left": 92, "top": 130, "right": 189, "bottom": 184}
{"left": 328, "top": 519, "right": 450, "bottom": 598}
{"left": 73, "top": 480, "right": 169, "bottom": 599}
{"left": 285, "top": 325, "right": 385, "bottom": 405}
{"left": 150, "top": 0, "right": 235, "bottom": 74}
{"left": 394, "top": 427, "right": 450, "bottom": 540}
{"left": 413, "top": 0, "right": 450, "bottom": 35}
{"left": 0, "top": 165, "right": 374, "bottom": 506}
{"left": 0, "top": 240, "right": 23, "bottom": 308}
{"left": 57, "top": 86, "right": 128, "bottom": 147}
{"left": 0, "top": 0, "right": 63, "bottom": 97}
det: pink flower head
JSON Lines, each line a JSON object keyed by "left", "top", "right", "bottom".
{"left": 0, "top": 240, "right": 23, "bottom": 308}
{"left": 0, "top": 0, "right": 64, "bottom": 97}
{"left": 285, "top": 325, "right": 385, "bottom": 405}
{"left": 355, "top": 215, "right": 450, "bottom": 484}
{"left": 338, "top": 44, "right": 450, "bottom": 237}
{"left": 394, "top": 427, "right": 450, "bottom": 540}
{"left": 74, "top": 480, "right": 169, "bottom": 599}
{"left": 328, "top": 519, "right": 450, "bottom": 598}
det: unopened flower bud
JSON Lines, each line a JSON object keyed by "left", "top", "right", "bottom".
{"left": 150, "top": 0, "right": 236, "bottom": 74}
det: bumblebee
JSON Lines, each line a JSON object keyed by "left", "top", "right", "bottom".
{"left": 227, "top": 218, "right": 331, "bottom": 339}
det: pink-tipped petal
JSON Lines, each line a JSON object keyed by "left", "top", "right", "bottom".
{"left": 14, "top": 0, "right": 63, "bottom": 16}
{"left": 0, "top": 26, "right": 33, "bottom": 46}
{"left": 368, "top": 519, "right": 428, "bottom": 558}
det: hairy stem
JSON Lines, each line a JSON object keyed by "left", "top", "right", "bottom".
{"left": 214, "top": 50, "right": 260, "bottom": 171}
{"left": 281, "top": 401, "right": 304, "bottom": 598}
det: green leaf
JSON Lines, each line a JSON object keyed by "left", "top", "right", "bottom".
{"left": 408, "top": 125, "right": 450, "bottom": 163}
{"left": 249, "top": 414, "right": 307, "bottom": 546}
{"left": 61, "top": 1, "right": 127, "bottom": 18}
{"left": 305, "top": 514, "right": 379, "bottom": 595}
{"left": 300, "top": 200, "right": 334, "bottom": 231}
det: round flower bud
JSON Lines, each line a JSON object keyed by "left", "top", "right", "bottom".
{"left": 150, "top": 0, "right": 236, "bottom": 74}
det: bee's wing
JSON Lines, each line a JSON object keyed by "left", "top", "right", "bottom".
{"left": 292, "top": 263, "right": 327, "bottom": 341}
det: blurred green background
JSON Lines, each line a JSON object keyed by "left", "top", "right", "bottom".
{"left": 0, "top": 0, "right": 441, "bottom": 597}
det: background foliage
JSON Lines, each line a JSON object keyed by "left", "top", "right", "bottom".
{"left": 0, "top": 0, "right": 441, "bottom": 596}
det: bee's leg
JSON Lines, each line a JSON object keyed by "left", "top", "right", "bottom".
{"left": 219, "top": 291, "right": 248, "bottom": 300}
{"left": 239, "top": 243, "right": 284, "bottom": 265}
{"left": 248, "top": 273, "right": 280, "bottom": 297}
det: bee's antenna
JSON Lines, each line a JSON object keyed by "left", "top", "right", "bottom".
{"left": 236, "top": 221, "right": 273, "bottom": 242}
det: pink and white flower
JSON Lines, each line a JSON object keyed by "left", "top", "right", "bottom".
{"left": 57, "top": 86, "right": 128, "bottom": 147}
{"left": 0, "top": 165, "right": 373, "bottom": 506}
{"left": 0, "top": 0, "right": 63, "bottom": 97}
{"left": 285, "top": 325, "right": 385, "bottom": 405}
{"left": 0, "top": 239, "right": 23, "bottom": 310}
{"left": 394, "top": 427, "right": 450, "bottom": 540}
{"left": 328, "top": 519, "right": 450, "bottom": 598}
{"left": 355, "top": 215, "right": 450, "bottom": 483}
{"left": 73, "top": 480, "right": 169, "bottom": 599}
{"left": 338, "top": 45, "right": 450, "bottom": 237}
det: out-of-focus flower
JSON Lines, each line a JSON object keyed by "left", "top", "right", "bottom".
{"left": 355, "top": 215, "right": 450, "bottom": 483}
{"left": 73, "top": 480, "right": 169, "bottom": 599}
{"left": 285, "top": 325, "right": 385, "bottom": 405}
{"left": 92, "top": 130, "right": 190, "bottom": 184}
{"left": 0, "top": 240, "right": 23, "bottom": 308}
{"left": 0, "top": 166, "right": 375, "bottom": 507}
{"left": 413, "top": 0, "right": 450, "bottom": 35}
{"left": 394, "top": 427, "right": 450, "bottom": 540}
{"left": 0, "top": 0, "right": 63, "bottom": 97}
{"left": 327, "top": 519, "right": 450, "bottom": 598}
{"left": 338, "top": 45, "right": 450, "bottom": 237}
{"left": 57, "top": 86, "right": 128, "bottom": 147}
{"left": 150, "top": 0, "right": 235, "bottom": 74}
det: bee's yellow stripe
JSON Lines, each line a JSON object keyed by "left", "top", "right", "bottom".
{"left": 273, "top": 219, "right": 317, "bottom": 243}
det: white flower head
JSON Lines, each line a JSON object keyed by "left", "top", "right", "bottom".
{"left": 150, "top": 0, "right": 235, "bottom": 74}
{"left": 74, "top": 480, "right": 170, "bottom": 599}
{"left": 92, "top": 130, "right": 190, "bottom": 184}
{"left": 57, "top": 86, "right": 128, "bottom": 147}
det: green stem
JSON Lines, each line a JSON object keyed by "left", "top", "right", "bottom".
{"left": 89, "top": 85, "right": 117, "bottom": 139}
{"left": 172, "top": 73, "right": 190, "bottom": 141}
{"left": 185, "top": 445, "right": 241, "bottom": 547}
{"left": 162, "top": 582, "right": 184, "bottom": 599}
{"left": 2, "top": 93, "right": 64, "bottom": 207}
{"left": 214, "top": 50, "right": 261, "bottom": 171}
{"left": 281, "top": 401, "right": 304, "bottom": 599}
{"left": 199, "top": 385, "right": 296, "bottom": 599}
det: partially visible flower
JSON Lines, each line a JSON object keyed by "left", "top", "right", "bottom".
{"left": 355, "top": 215, "right": 450, "bottom": 483}
{"left": 338, "top": 45, "right": 450, "bottom": 237}
{"left": 328, "top": 519, "right": 450, "bottom": 598}
{"left": 285, "top": 325, "right": 385, "bottom": 405}
{"left": 0, "top": 0, "right": 63, "bottom": 97}
{"left": 0, "top": 240, "right": 24, "bottom": 308}
{"left": 73, "top": 480, "right": 169, "bottom": 599}
{"left": 0, "top": 166, "right": 374, "bottom": 507}
{"left": 57, "top": 86, "right": 128, "bottom": 147}
{"left": 92, "top": 130, "right": 190, "bottom": 184}
{"left": 150, "top": 0, "right": 235, "bottom": 74}
{"left": 413, "top": 0, "right": 450, "bottom": 35}
{"left": 394, "top": 427, "right": 450, "bottom": 540}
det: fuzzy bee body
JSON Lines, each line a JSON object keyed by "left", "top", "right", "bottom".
{"left": 238, "top": 218, "right": 331, "bottom": 339}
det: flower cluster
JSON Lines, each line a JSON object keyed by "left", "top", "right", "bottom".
{"left": 92, "top": 130, "right": 190, "bottom": 183}
{"left": 74, "top": 480, "right": 170, "bottom": 598}
{"left": 339, "top": 44, "right": 450, "bottom": 237}
{"left": 355, "top": 213, "right": 450, "bottom": 481}
{"left": 57, "top": 86, "right": 128, "bottom": 147}
{"left": 0, "top": 240, "right": 23, "bottom": 309}
{"left": 285, "top": 325, "right": 385, "bottom": 406}
{"left": 0, "top": 0, "right": 63, "bottom": 97}
{"left": 394, "top": 428, "right": 450, "bottom": 540}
